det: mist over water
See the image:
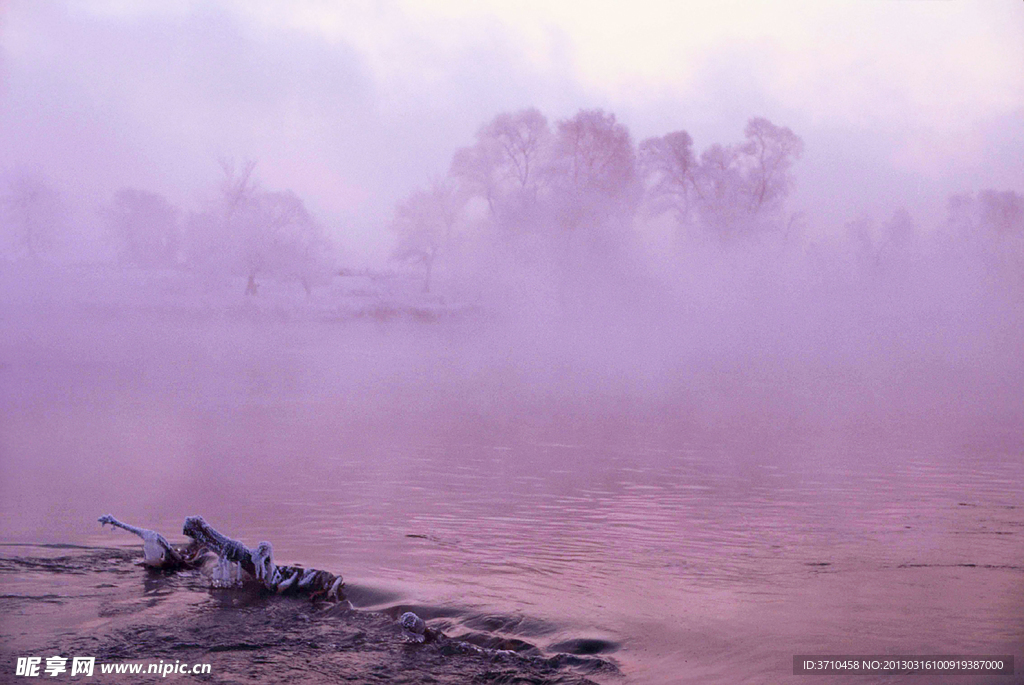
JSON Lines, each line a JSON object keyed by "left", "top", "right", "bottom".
{"left": 2, "top": 234, "right": 1021, "bottom": 681}
{"left": 2, "top": 2, "right": 1023, "bottom": 683}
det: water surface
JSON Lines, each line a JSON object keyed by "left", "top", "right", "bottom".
{"left": 2, "top": 310, "right": 1021, "bottom": 683}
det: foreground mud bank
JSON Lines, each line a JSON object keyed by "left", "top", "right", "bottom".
{"left": 0, "top": 546, "right": 617, "bottom": 684}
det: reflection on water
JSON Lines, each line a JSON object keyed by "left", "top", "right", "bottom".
{"left": 1, "top": 319, "right": 1022, "bottom": 683}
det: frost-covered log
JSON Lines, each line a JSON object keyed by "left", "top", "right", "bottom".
{"left": 99, "top": 514, "right": 343, "bottom": 600}
{"left": 98, "top": 514, "right": 190, "bottom": 568}
{"left": 182, "top": 516, "right": 344, "bottom": 600}
{"left": 249, "top": 539, "right": 345, "bottom": 600}
{"left": 182, "top": 515, "right": 256, "bottom": 577}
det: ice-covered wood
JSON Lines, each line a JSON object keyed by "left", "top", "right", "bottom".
{"left": 98, "top": 514, "right": 187, "bottom": 567}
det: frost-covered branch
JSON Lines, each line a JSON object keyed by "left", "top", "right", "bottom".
{"left": 181, "top": 516, "right": 344, "bottom": 600}
{"left": 98, "top": 514, "right": 186, "bottom": 567}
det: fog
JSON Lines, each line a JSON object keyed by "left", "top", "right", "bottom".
{"left": 1, "top": 2, "right": 1022, "bottom": 683}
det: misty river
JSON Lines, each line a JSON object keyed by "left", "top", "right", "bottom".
{"left": 1, "top": 268, "right": 1022, "bottom": 684}
{"left": 4, "top": 2, "right": 1023, "bottom": 682}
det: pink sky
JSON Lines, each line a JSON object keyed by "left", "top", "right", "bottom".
{"left": 2, "top": 1, "right": 1022, "bottom": 257}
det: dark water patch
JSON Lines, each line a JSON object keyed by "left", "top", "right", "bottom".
{"left": 208, "top": 641, "right": 275, "bottom": 652}
{"left": 0, "top": 593, "right": 66, "bottom": 603}
{"left": 204, "top": 585, "right": 281, "bottom": 609}
{"left": 0, "top": 548, "right": 136, "bottom": 575}
{"left": 547, "top": 638, "right": 619, "bottom": 656}
{"left": 896, "top": 563, "right": 1022, "bottom": 570}
{"left": 449, "top": 630, "right": 541, "bottom": 654}
{"left": 343, "top": 582, "right": 404, "bottom": 609}
{"left": 463, "top": 613, "right": 559, "bottom": 638}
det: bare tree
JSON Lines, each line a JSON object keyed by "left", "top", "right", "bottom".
{"left": 187, "top": 160, "right": 331, "bottom": 296}
{"left": 3, "top": 175, "right": 65, "bottom": 260}
{"left": 218, "top": 158, "right": 259, "bottom": 221}
{"left": 450, "top": 108, "right": 551, "bottom": 231}
{"left": 481, "top": 108, "right": 550, "bottom": 194}
{"left": 686, "top": 118, "right": 803, "bottom": 239}
{"left": 549, "top": 109, "right": 637, "bottom": 234}
{"left": 883, "top": 207, "right": 915, "bottom": 247}
{"left": 843, "top": 214, "right": 877, "bottom": 273}
{"left": 944, "top": 189, "right": 1023, "bottom": 291}
{"left": 234, "top": 189, "right": 323, "bottom": 296}
{"left": 691, "top": 143, "right": 746, "bottom": 237}
{"left": 946, "top": 190, "right": 1024, "bottom": 241}
{"left": 875, "top": 207, "right": 918, "bottom": 276}
{"left": 639, "top": 130, "right": 697, "bottom": 224}
{"left": 741, "top": 117, "right": 803, "bottom": 214}
{"left": 390, "top": 179, "right": 464, "bottom": 293}
{"left": 977, "top": 190, "right": 1023, "bottom": 236}
{"left": 107, "top": 188, "right": 180, "bottom": 267}
{"left": 450, "top": 142, "right": 499, "bottom": 216}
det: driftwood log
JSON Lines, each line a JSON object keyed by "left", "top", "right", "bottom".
{"left": 99, "top": 514, "right": 344, "bottom": 601}
{"left": 98, "top": 515, "right": 198, "bottom": 568}
{"left": 182, "top": 515, "right": 344, "bottom": 600}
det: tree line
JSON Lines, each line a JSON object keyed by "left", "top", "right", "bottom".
{"left": 1, "top": 159, "right": 334, "bottom": 297}
{"left": 391, "top": 108, "right": 806, "bottom": 292}
{"left": 0, "top": 107, "right": 1020, "bottom": 300}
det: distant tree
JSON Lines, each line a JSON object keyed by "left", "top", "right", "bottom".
{"left": 836, "top": 214, "right": 875, "bottom": 277}
{"left": 188, "top": 160, "right": 331, "bottom": 296}
{"left": 236, "top": 189, "right": 322, "bottom": 296}
{"left": 977, "top": 190, "right": 1023, "bottom": 236}
{"left": 944, "top": 189, "right": 1023, "bottom": 286}
{"left": 639, "top": 130, "right": 697, "bottom": 225}
{"left": 279, "top": 209, "right": 335, "bottom": 298}
{"left": 882, "top": 207, "right": 915, "bottom": 248}
{"left": 946, "top": 190, "right": 1024, "bottom": 239}
{"left": 691, "top": 143, "right": 746, "bottom": 236}
{"left": 688, "top": 117, "right": 803, "bottom": 238}
{"left": 107, "top": 188, "right": 180, "bottom": 267}
{"left": 186, "top": 159, "right": 258, "bottom": 289}
{"left": 217, "top": 157, "right": 259, "bottom": 237}
{"left": 943, "top": 189, "right": 1024, "bottom": 297}
{"left": 740, "top": 117, "right": 803, "bottom": 214}
{"left": 548, "top": 109, "right": 638, "bottom": 235}
{"left": 3, "top": 175, "right": 65, "bottom": 260}
{"left": 390, "top": 179, "right": 464, "bottom": 293}
{"left": 874, "top": 207, "right": 918, "bottom": 276}
{"left": 481, "top": 108, "right": 550, "bottom": 194}
{"left": 946, "top": 193, "right": 975, "bottom": 233}
{"left": 450, "top": 108, "right": 550, "bottom": 231}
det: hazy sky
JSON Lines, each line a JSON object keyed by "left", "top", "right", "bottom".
{"left": 2, "top": 0, "right": 1022, "bottom": 258}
